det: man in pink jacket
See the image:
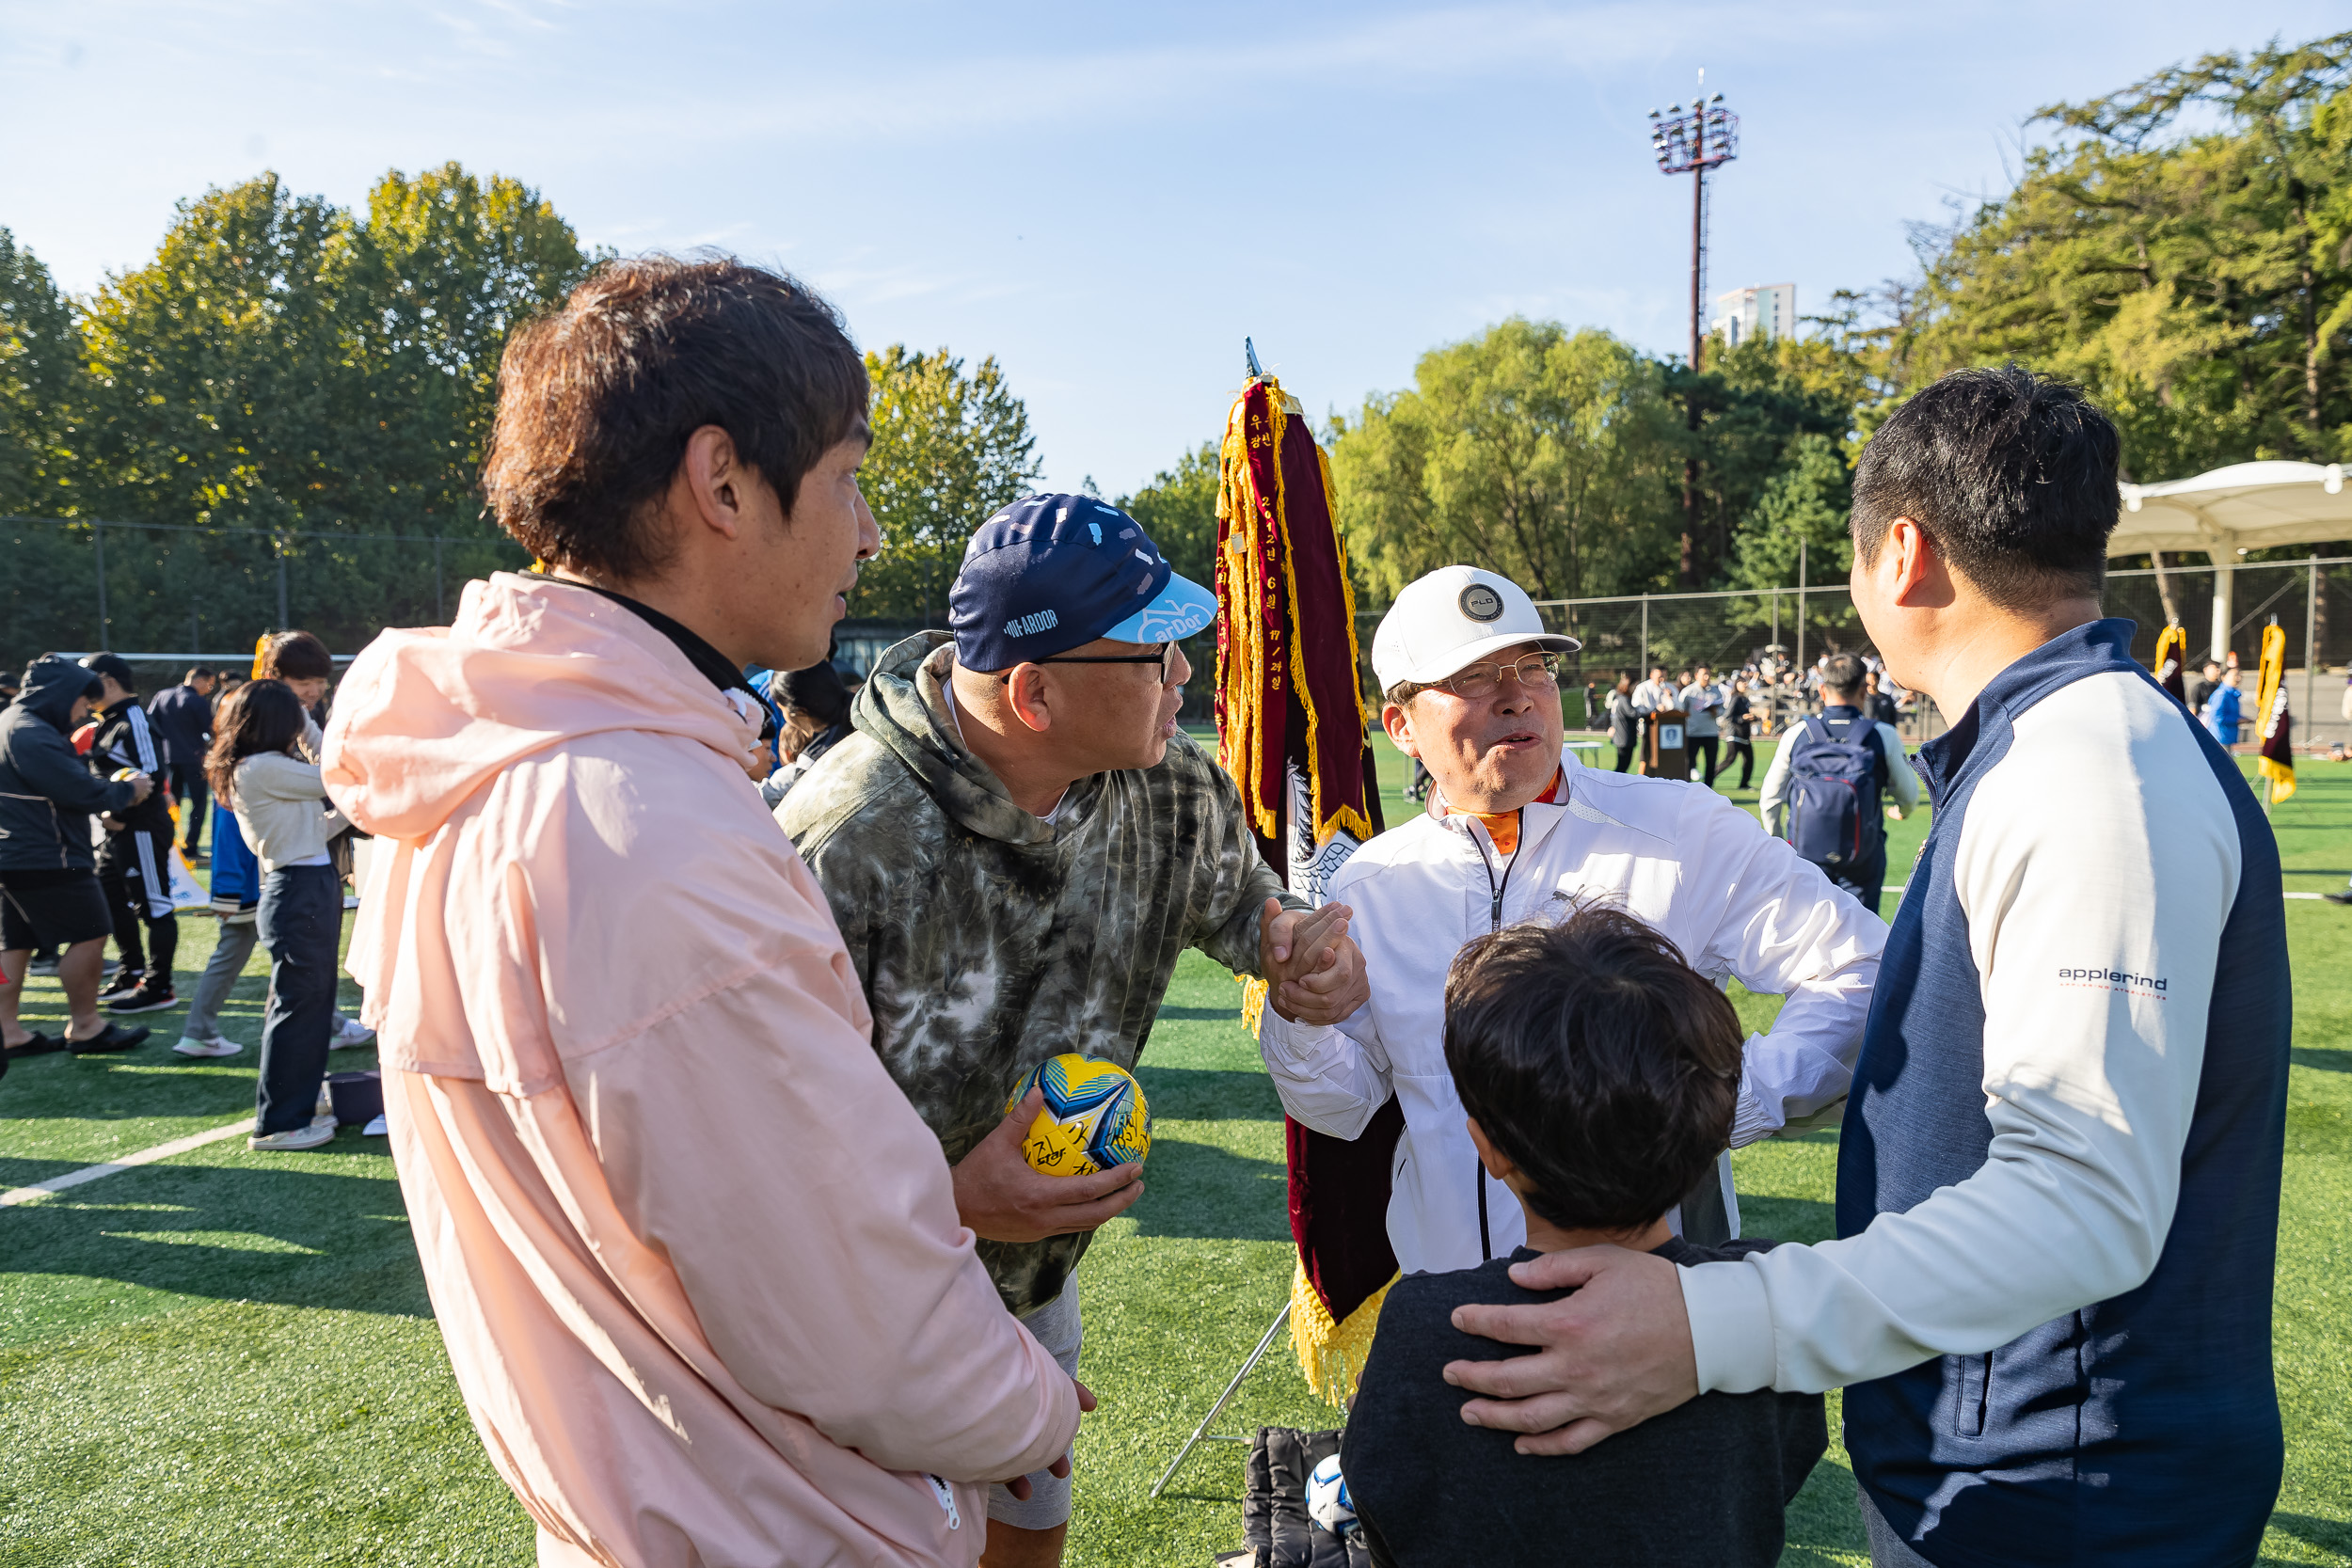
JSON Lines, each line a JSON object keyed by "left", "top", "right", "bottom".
{"left": 323, "top": 257, "right": 1083, "bottom": 1566}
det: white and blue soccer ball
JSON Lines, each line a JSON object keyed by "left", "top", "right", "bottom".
{"left": 1306, "top": 1453, "right": 1357, "bottom": 1537}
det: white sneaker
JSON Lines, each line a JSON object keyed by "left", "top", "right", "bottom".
{"left": 361, "top": 1114, "right": 388, "bottom": 1136}
{"left": 172, "top": 1033, "right": 243, "bottom": 1058}
{"left": 248, "top": 1115, "right": 338, "bottom": 1151}
{"left": 329, "top": 1015, "right": 376, "bottom": 1050}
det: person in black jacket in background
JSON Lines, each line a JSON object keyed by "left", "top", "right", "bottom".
{"left": 79, "top": 655, "right": 182, "bottom": 1015}
{"left": 1341, "top": 910, "right": 1824, "bottom": 1568}
{"left": 1, "top": 657, "right": 155, "bottom": 1058}
{"left": 147, "top": 665, "right": 216, "bottom": 856}
{"left": 1720, "top": 677, "right": 1756, "bottom": 790}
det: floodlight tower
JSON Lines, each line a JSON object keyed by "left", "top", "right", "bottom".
{"left": 1649, "top": 83, "right": 1740, "bottom": 584}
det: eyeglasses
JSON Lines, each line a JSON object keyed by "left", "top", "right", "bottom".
{"left": 996, "top": 642, "right": 1177, "bottom": 684}
{"left": 1423, "top": 653, "right": 1563, "bottom": 701}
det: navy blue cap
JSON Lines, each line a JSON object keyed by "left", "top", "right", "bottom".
{"left": 949, "top": 494, "right": 1217, "bottom": 673}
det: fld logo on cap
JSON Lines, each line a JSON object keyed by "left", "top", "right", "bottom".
{"left": 1004, "top": 609, "right": 1060, "bottom": 639}
{"left": 1459, "top": 583, "right": 1504, "bottom": 622}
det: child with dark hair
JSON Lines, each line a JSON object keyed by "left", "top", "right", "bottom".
{"left": 1340, "top": 906, "right": 1825, "bottom": 1567}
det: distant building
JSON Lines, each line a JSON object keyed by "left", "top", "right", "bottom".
{"left": 1712, "top": 283, "right": 1796, "bottom": 349}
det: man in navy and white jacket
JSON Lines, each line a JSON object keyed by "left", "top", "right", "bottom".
{"left": 1442, "top": 367, "right": 2289, "bottom": 1568}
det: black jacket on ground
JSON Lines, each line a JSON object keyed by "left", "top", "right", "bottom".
{"left": 146, "top": 683, "right": 213, "bottom": 770}
{"left": 0, "top": 659, "right": 139, "bottom": 873}
{"left": 1343, "top": 1238, "right": 1827, "bottom": 1568}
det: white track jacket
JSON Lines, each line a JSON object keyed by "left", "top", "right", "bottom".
{"left": 1259, "top": 747, "right": 1886, "bottom": 1275}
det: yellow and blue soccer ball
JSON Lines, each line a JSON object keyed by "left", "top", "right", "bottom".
{"left": 1005, "top": 1053, "right": 1151, "bottom": 1176}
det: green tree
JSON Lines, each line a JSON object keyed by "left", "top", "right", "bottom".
{"left": 0, "top": 227, "right": 82, "bottom": 517}
{"left": 77, "top": 174, "right": 354, "bottom": 533}
{"left": 77, "top": 167, "right": 591, "bottom": 539}
{"left": 57, "top": 168, "right": 578, "bottom": 657}
{"left": 1328, "top": 319, "right": 1680, "bottom": 604}
{"left": 850, "top": 346, "right": 1041, "bottom": 625}
{"left": 1725, "top": 431, "right": 1853, "bottom": 592}
{"left": 1675, "top": 332, "right": 1861, "bottom": 587}
{"left": 1907, "top": 32, "right": 2352, "bottom": 482}
{"left": 0, "top": 229, "right": 95, "bottom": 666}
{"left": 342, "top": 164, "right": 600, "bottom": 534}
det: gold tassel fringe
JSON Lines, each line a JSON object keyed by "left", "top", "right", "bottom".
{"left": 1289, "top": 1257, "right": 1395, "bottom": 1407}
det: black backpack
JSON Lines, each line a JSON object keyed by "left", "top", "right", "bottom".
{"left": 1784, "top": 714, "right": 1885, "bottom": 871}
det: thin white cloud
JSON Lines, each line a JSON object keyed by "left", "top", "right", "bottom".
{"left": 616, "top": 4, "right": 1866, "bottom": 147}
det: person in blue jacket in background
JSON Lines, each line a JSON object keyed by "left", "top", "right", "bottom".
{"left": 2201, "top": 665, "right": 2244, "bottom": 746}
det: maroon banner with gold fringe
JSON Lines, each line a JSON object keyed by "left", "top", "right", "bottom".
{"left": 2152, "top": 623, "right": 2188, "bottom": 705}
{"left": 1215, "top": 372, "right": 1399, "bottom": 1402}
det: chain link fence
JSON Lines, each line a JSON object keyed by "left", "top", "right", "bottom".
{"left": 1348, "top": 555, "right": 2352, "bottom": 749}
{"left": 4, "top": 516, "right": 533, "bottom": 680}
{"left": 14, "top": 515, "right": 2352, "bottom": 747}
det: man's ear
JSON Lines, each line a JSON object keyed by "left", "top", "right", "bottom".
{"left": 1002, "top": 665, "right": 1055, "bottom": 735}
{"left": 1465, "top": 1117, "right": 1517, "bottom": 1184}
{"left": 679, "top": 424, "right": 751, "bottom": 541}
{"left": 1381, "top": 699, "right": 1418, "bottom": 757}
{"left": 1883, "top": 516, "right": 1951, "bottom": 609}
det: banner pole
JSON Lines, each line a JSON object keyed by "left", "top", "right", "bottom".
{"left": 2307, "top": 553, "right": 2319, "bottom": 732}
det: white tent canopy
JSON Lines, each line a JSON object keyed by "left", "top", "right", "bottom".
{"left": 2111, "top": 460, "right": 2352, "bottom": 659}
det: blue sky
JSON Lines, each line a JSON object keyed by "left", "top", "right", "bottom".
{"left": 2, "top": 2, "right": 2343, "bottom": 498}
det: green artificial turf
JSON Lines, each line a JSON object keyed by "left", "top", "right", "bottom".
{"left": 1, "top": 739, "right": 2346, "bottom": 1566}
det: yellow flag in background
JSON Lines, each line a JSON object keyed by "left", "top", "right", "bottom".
{"left": 2255, "top": 623, "right": 2296, "bottom": 805}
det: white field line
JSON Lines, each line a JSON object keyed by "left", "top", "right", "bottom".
{"left": 1, "top": 1117, "right": 253, "bottom": 1210}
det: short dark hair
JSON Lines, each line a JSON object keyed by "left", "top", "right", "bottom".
{"left": 1822, "top": 652, "right": 1866, "bottom": 701}
{"left": 1851, "top": 364, "right": 2119, "bottom": 609}
{"left": 778, "top": 659, "right": 851, "bottom": 729}
{"left": 260, "top": 630, "right": 332, "bottom": 682}
{"left": 79, "top": 652, "right": 136, "bottom": 694}
{"left": 187, "top": 665, "right": 216, "bottom": 682}
{"left": 1443, "top": 906, "right": 1741, "bottom": 1233}
{"left": 484, "top": 255, "right": 870, "bottom": 582}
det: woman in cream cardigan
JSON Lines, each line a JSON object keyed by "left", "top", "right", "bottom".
{"left": 206, "top": 680, "right": 349, "bottom": 1150}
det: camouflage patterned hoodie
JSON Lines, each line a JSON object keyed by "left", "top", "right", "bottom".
{"left": 779, "top": 633, "right": 1298, "bottom": 1314}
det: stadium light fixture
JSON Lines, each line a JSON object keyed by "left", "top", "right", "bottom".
{"left": 1650, "top": 72, "right": 1740, "bottom": 586}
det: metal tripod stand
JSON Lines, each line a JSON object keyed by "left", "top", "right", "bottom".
{"left": 1148, "top": 1299, "right": 1292, "bottom": 1498}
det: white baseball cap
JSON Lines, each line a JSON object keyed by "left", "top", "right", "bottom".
{"left": 1371, "top": 565, "right": 1581, "bottom": 691}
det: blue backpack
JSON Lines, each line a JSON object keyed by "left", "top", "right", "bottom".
{"left": 1784, "top": 715, "right": 1884, "bottom": 871}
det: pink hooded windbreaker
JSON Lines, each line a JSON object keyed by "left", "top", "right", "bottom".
{"left": 323, "top": 574, "right": 1079, "bottom": 1567}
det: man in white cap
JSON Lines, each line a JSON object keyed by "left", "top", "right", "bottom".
{"left": 1257, "top": 564, "right": 1885, "bottom": 1266}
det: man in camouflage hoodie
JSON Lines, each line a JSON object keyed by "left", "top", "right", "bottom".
{"left": 780, "top": 495, "right": 1366, "bottom": 1567}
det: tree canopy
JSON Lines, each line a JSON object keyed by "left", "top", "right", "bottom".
{"left": 1903, "top": 31, "right": 2352, "bottom": 483}
{"left": 850, "top": 345, "right": 1041, "bottom": 625}
{"left": 2, "top": 166, "right": 589, "bottom": 668}
{"left": 76, "top": 166, "right": 593, "bottom": 537}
